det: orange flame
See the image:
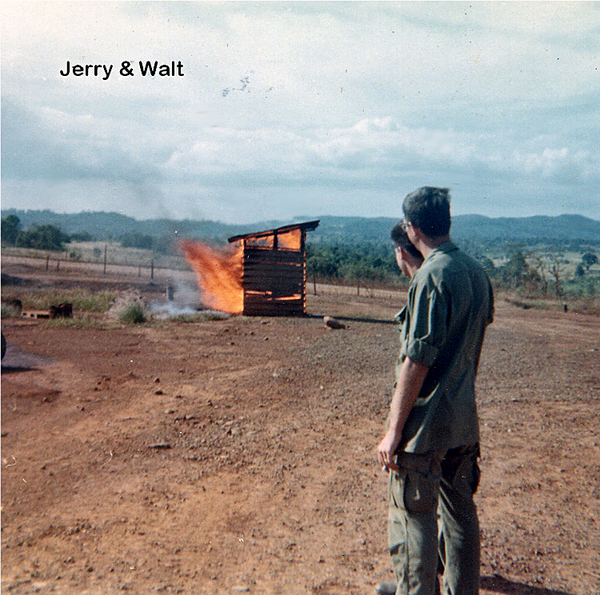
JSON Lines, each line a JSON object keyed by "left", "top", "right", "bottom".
{"left": 179, "top": 240, "right": 243, "bottom": 314}
{"left": 277, "top": 229, "right": 301, "bottom": 250}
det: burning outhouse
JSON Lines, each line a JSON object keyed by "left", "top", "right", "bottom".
{"left": 228, "top": 220, "right": 319, "bottom": 316}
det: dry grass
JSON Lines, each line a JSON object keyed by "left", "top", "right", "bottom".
{"left": 2, "top": 288, "right": 118, "bottom": 313}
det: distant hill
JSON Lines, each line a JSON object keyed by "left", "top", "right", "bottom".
{"left": 0, "top": 209, "right": 249, "bottom": 242}
{"left": 2, "top": 209, "right": 599, "bottom": 245}
{"left": 450, "top": 214, "right": 600, "bottom": 242}
{"left": 308, "top": 214, "right": 600, "bottom": 243}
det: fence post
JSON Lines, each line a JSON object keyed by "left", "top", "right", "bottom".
{"left": 103, "top": 245, "right": 107, "bottom": 276}
{"left": 151, "top": 258, "right": 154, "bottom": 280}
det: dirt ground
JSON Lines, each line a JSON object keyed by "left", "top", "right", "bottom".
{"left": 1, "top": 263, "right": 599, "bottom": 595}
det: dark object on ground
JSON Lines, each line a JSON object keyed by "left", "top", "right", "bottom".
{"left": 375, "top": 582, "right": 396, "bottom": 595}
{"left": 49, "top": 303, "right": 73, "bottom": 318}
{"left": 375, "top": 578, "right": 441, "bottom": 595}
{"left": 1, "top": 274, "right": 30, "bottom": 286}
{"left": 3, "top": 298, "right": 23, "bottom": 314}
{"left": 324, "top": 315, "right": 345, "bottom": 329}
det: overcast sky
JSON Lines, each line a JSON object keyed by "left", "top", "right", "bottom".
{"left": 2, "top": 1, "right": 599, "bottom": 224}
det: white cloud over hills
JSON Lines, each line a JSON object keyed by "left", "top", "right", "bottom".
{"left": 2, "top": 2, "right": 599, "bottom": 223}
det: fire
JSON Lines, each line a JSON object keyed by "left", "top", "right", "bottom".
{"left": 179, "top": 240, "right": 243, "bottom": 314}
{"left": 277, "top": 228, "right": 301, "bottom": 250}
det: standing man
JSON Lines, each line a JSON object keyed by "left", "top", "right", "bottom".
{"left": 377, "top": 187, "right": 494, "bottom": 595}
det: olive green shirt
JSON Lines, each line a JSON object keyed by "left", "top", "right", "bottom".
{"left": 397, "top": 241, "right": 494, "bottom": 453}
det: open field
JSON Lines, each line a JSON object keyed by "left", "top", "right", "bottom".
{"left": 1, "top": 259, "right": 599, "bottom": 595}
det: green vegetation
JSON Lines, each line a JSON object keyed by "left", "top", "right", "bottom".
{"left": 306, "top": 242, "right": 403, "bottom": 289}
{"left": 1, "top": 214, "right": 21, "bottom": 244}
{"left": 117, "top": 303, "right": 147, "bottom": 324}
{"left": 1, "top": 301, "right": 21, "bottom": 318}
{"left": 481, "top": 244, "right": 600, "bottom": 307}
{"left": 3, "top": 209, "right": 599, "bottom": 313}
{"left": 118, "top": 232, "right": 176, "bottom": 255}
{"left": 108, "top": 292, "right": 149, "bottom": 324}
{"left": 1, "top": 215, "right": 70, "bottom": 251}
{"left": 3, "top": 209, "right": 599, "bottom": 246}
{"left": 1, "top": 289, "right": 118, "bottom": 313}
{"left": 306, "top": 239, "right": 599, "bottom": 310}
{"left": 582, "top": 252, "right": 598, "bottom": 270}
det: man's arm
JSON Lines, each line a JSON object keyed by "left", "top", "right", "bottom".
{"left": 377, "top": 356, "right": 429, "bottom": 472}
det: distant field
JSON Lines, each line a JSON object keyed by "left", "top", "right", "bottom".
{"left": 1, "top": 242, "right": 190, "bottom": 272}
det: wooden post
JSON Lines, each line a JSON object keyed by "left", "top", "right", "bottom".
{"left": 151, "top": 258, "right": 154, "bottom": 280}
{"left": 46, "top": 255, "right": 50, "bottom": 271}
{"left": 103, "top": 245, "right": 107, "bottom": 276}
{"left": 241, "top": 240, "right": 246, "bottom": 314}
{"left": 300, "top": 231, "right": 306, "bottom": 313}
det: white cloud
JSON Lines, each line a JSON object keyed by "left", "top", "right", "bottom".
{"left": 511, "top": 147, "right": 598, "bottom": 179}
{"left": 1, "top": 1, "right": 599, "bottom": 221}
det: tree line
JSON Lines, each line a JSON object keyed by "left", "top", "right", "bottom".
{"left": 306, "top": 242, "right": 403, "bottom": 289}
{"left": 3, "top": 213, "right": 598, "bottom": 301}
{"left": 1, "top": 215, "right": 73, "bottom": 251}
{"left": 306, "top": 239, "right": 599, "bottom": 301}
{"left": 1, "top": 215, "right": 175, "bottom": 255}
{"left": 489, "top": 244, "right": 598, "bottom": 301}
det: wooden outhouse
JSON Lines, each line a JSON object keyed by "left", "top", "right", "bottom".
{"left": 228, "top": 220, "right": 319, "bottom": 316}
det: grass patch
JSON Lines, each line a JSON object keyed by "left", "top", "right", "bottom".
{"left": 118, "top": 302, "right": 147, "bottom": 324}
{"left": 108, "top": 291, "right": 149, "bottom": 324}
{"left": 1, "top": 289, "right": 117, "bottom": 313}
{"left": 1, "top": 302, "right": 21, "bottom": 318}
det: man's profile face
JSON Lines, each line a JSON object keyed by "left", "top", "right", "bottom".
{"left": 395, "top": 246, "right": 412, "bottom": 278}
{"left": 395, "top": 244, "right": 423, "bottom": 278}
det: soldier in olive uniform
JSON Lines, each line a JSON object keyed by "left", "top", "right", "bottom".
{"left": 377, "top": 187, "right": 494, "bottom": 595}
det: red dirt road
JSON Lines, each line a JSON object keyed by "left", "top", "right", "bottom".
{"left": 1, "top": 282, "right": 599, "bottom": 594}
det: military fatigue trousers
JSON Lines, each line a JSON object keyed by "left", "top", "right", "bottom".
{"left": 388, "top": 444, "right": 481, "bottom": 595}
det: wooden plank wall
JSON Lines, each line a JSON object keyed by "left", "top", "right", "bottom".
{"left": 242, "top": 246, "right": 306, "bottom": 316}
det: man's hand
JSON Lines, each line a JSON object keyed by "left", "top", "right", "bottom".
{"left": 377, "top": 356, "right": 430, "bottom": 473}
{"left": 378, "top": 431, "right": 401, "bottom": 473}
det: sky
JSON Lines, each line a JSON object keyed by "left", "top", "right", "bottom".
{"left": 2, "top": 1, "right": 599, "bottom": 224}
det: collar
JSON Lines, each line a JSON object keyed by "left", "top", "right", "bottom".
{"left": 422, "top": 240, "right": 458, "bottom": 263}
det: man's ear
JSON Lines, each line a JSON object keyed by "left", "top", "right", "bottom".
{"left": 407, "top": 224, "right": 424, "bottom": 244}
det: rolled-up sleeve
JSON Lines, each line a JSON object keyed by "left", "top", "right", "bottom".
{"left": 404, "top": 279, "right": 448, "bottom": 368}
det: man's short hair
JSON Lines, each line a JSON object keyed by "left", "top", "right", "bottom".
{"left": 402, "top": 187, "right": 451, "bottom": 238}
{"left": 390, "top": 222, "right": 423, "bottom": 260}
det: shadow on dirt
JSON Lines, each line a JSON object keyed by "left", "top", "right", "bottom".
{"left": 481, "top": 574, "right": 574, "bottom": 595}
{"left": 1, "top": 341, "right": 54, "bottom": 374}
{"left": 309, "top": 313, "right": 396, "bottom": 325}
